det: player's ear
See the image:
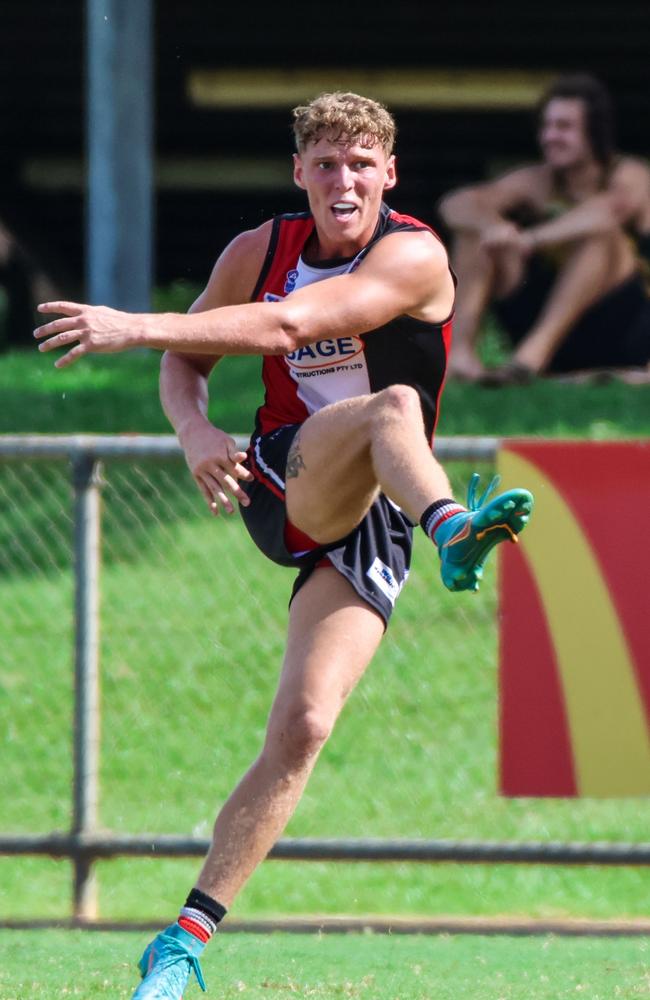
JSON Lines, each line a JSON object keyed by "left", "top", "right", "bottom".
{"left": 293, "top": 154, "right": 306, "bottom": 190}
{"left": 383, "top": 154, "right": 397, "bottom": 192}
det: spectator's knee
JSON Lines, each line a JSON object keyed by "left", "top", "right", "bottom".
{"left": 569, "top": 226, "right": 632, "bottom": 275}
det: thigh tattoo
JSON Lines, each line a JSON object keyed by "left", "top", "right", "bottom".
{"left": 286, "top": 431, "right": 307, "bottom": 479}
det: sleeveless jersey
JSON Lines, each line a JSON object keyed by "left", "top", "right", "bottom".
{"left": 250, "top": 203, "right": 453, "bottom": 443}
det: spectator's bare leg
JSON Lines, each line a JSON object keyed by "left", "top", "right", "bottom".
{"left": 512, "top": 231, "right": 637, "bottom": 373}
{"left": 448, "top": 232, "right": 525, "bottom": 380}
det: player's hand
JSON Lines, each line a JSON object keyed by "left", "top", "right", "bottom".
{"left": 180, "top": 419, "right": 253, "bottom": 515}
{"left": 34, "top": 301, "right": 143, "bottom": 368}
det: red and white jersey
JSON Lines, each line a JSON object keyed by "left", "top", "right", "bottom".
{"left": 251, "top": 203, "right": 453, "bottom": 442}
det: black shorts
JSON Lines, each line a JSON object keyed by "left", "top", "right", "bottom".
{"left": 494, "top": 258, "right": 650, "bottom": 371}
{"left": 240, "top": 424, "right": 414, "bottom": 626}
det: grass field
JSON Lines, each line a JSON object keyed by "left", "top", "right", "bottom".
{"left": 2, "top": 342, "right": 650, "bottom": 437}
{"left": 1, "top": 929, "right": 649, "bottom": 999}
{"left": 4, "top": 492, "right": 648, "bottom": 924}
{"left": 1, "top": 347, "right": 649, "bottom": 996}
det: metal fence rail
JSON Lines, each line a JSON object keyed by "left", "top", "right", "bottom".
{"left": 1, "top": 434, "right": 648, "bottom": 925}
{"left": 2, "top": 831, "right": 650, "bottom": 865}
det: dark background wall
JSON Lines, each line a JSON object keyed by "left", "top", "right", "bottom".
{"left": 2, "top": 0, "right": 649, "bottom": 291}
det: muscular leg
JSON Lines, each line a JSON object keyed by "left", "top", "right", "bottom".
{"left": 448, "top": 231, "right": 526, "bottom": 380}
{"left": 195, "top": 567, "right": 384, "bottom": 907}
{"left": 513, "top": 231, "right": 637, "bottom": 373}
{"left": 285, "top": 385, "right": 453, "bottom": 545}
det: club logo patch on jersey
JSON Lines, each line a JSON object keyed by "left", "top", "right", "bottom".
{"left": 285, "top": 335, "right": 365, "bottom": 371}
{"left": 284, "top": 269, "right": 300, "bottom": 294}
{"left": 366, "top": 557, "right": 406, "bottom": 606}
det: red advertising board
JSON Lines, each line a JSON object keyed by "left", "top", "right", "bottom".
{"left": 498, "top": 441, "right": 650, "bottom": 796}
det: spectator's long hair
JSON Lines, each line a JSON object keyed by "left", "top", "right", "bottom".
{"left": 538, "top": 74, "right": 616, "bottom": 169}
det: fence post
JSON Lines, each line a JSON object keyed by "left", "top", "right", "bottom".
{"left": 71, "top": 453, "right": 103, "bottom": 920}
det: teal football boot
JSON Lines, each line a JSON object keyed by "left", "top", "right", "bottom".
{"left": 436, "top": 473, "right": 533, "bottom": 592}
{"left": 131, "top": 922, "right": 207, "bottom": 998}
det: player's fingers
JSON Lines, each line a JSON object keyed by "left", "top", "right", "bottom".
{"left": 202, "top": 471, "right": 235, "bottom": 514}
{"left": 224, "top": 446, "right": 253, "bottom": 482}
{"left": 34, "top": 316, "right": 81, "bottom": 340}
{"left": 226, "top": 446, "right": 249, "bottom": 465}
{"left": 220, "top": 473, "right": 250, "bottom": 507}
{"left": 37, "top": 301, "right": 84, "bottom": 317}
{"left": 53, "top": 344, "right": 87, "bottom": 369}
{"left": 37, "top": 330, "right": 81, "bottom": 354}
{"left": 194, "top": 475, "right": 219, "bottom": 515}
{"left": 233, "top": 461, "right": 254, "bottom": 482}
{"left": 211, "top": 489, "right": 231, "bottom": 513}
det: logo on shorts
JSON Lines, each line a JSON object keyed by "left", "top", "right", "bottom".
{"left": 285, "top": 336, "right": 365, "bottom": 371}
{"left": 367, "top": 557, "right": 405, "bottom": 606}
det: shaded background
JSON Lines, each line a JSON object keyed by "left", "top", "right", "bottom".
{"left": 1, "top": 1, "right": 649, "bottom": 291}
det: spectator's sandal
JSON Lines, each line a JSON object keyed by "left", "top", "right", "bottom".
{"left": 480, "top": 362, "right": 536, "bottom": 387}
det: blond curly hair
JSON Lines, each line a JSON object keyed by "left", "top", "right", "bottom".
{"left": 292, "top": 92, "right": 396, "bottom": 155}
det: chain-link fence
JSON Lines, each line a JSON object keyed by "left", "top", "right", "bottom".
{"left": 1, "top": 436, "right": 649, "bottom": 927}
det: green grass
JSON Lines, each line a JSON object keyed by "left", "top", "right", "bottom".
{"left": 1, "top": 930, "right": 649, "bottom": 999}
{"left": 1, "top": 345, "right": 650, "bottom": 934}
{"left": 1, "top": 507, "right": 649, "bottom": 924}
{"left": 2, "top": 345, "right": 649, "bottom": 437}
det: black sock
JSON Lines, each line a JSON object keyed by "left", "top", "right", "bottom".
{"left": 419, "top": 498, "right": 465, "bottom": 541}
{"left": 178, "top": 887, "right": 227, "bottom": 942}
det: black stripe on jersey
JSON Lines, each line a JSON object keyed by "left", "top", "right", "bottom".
{"left": 363, "top": 315, "right": 448, "bottom": 441}
{"left": 250, "top": 217, "right": 281, "bottom": 302}
{"left": 352, "top": 203, "right": 431, "bottom": 269}
{"left": 250, "top": 211, "right": 312, "bottom": 301}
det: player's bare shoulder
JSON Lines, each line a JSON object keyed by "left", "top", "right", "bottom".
{"left": 359, "top": 227, "right": 454, "bottom": 323}
{"left": 197, "top": 220, "right": 275, "bottom": 309}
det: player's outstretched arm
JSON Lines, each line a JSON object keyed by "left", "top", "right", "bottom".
{"left": 35, "top": 228, "right": 451, "bottom": 365}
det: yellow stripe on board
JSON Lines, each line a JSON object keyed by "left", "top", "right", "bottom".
{"left": 187, "top": 68, "right": 555, "bottom": 110}
{"left": 499, "top": 450, "right": 650, "bottom": 796}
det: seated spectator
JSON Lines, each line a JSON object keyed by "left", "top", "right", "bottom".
{"left": 438, "top": 74, "right": 650, "bottom": 383}
{"left": 0, "top": 218, "right": 59, "bottom": 350}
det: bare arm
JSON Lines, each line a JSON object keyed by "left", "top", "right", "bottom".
{"left": 521, "top": 192, "right": 618, "bottom": 252}
{"left": 521, "top": 159, "right": 650, "bottom": 252}
{"left": 609, "top": 158, "right": 650, "bottom": 231}
{"left": 437, "top": 166, "right": 542, "bottom": 232}
{"left": 159, "top": 225, "right": 267, "bottom": 439}
{"left": 35, "top": 229, "right": 454, "bottom": 366}
{"left": 158, "top": 224, "right": 269, "bottom": 514}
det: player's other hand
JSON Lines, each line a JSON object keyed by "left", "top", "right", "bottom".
{"left": 34, "top": 301, "right": 143, "bottom": 367}
{"left": 180, "top": 418, "right": 254, "bottom": 515}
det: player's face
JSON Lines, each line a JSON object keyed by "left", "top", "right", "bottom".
{"left": 538, "top": 98, "right": 593, "bottom": 169}
{"left": 293, "top": 135, "right": 397, "bottom": 258}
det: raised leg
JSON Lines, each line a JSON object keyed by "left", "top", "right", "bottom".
{"left": 284, "top": 385, "right": 453, "bottom": 544}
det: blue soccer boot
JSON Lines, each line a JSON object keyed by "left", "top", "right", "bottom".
{"left": 131, "top": 922, "right": 207, "bottom": 999}
{"left": 436, "top": 473, "right": 533, "bottom": 592}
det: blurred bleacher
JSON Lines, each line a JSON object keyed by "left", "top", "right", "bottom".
{"left": 2, "top": 0, "right": 649, "bottom": 289}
